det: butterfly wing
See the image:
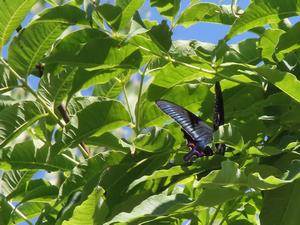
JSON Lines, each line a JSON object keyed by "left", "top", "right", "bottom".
{"left": 156, "top": 100, "right": 213, "bottom": 149}
{"left": 213, "top": 81, "right": 224, "bottom": 131}
{"left": 213, "top": 81, "right": 226, "bottom": 155}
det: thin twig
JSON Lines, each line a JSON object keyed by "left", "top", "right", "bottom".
{"left": 8, "top": 201, "right": 33, "bottom": 225}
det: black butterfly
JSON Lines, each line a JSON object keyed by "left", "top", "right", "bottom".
{"left": 156, "top": 82, "right": 225, "bottom": 161}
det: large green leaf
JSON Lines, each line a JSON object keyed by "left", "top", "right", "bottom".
{"left": 177, "top": 3, "right": 236, "bottom": 28}
{"left": 151, "top": 62, "right": 214, "bottom": 88}
{"left": 99, "top": 0, "right": 144, "bottom": 31}
{"left": 8, "top": 5, "right": 86, "bottom": 77}
{"left": 255, "top": 66, "right": 300, "bottom": 103}
{"left": 59, "top": 151, "right": 126, "bottom": 199}
{"left": 46, "top": 28, "right": 142, "bottom": 69}
{"left": 226, "top": 0, "right": 300, "bottom": 40}
{"left": 276, "top": 22, "right": 300, "bottom": 59}
{"left": 0, "top": 0, "right": 38, "bottom": 48}
{"left": 0, "top": 101, "right": 47, "bottom": 148}
{"left": 62, "top": 187, "right": 108, "bottom": 225}
{"left": 260, "top": 180, "right": 300, "bottom": 225}
{"left": 0, "top": 141, "right": 77, "bottom": 171}
{"left": 259, "top": 29, "right": 285, "bottom": 62}
{"left": 104, "top": 193, "right": 192, "bottom": 224}
{"left": 55, "top": 100, "right": 130, "bottom": 150}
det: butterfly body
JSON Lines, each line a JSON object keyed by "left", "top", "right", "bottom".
{"left": 156, "top": 82, "right": 224, "bottom": 161}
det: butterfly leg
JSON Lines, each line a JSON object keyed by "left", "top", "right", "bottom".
{"left": 183, "top": 148, "right": 205, "bottom": 162}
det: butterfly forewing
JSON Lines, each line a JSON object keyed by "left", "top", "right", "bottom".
{"left": 156, "top": 100, "right": 213, "bottom": 148}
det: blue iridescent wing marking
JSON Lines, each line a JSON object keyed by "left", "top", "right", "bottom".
{"left": 156, "top": 100, "right": 213, "bottom": 150}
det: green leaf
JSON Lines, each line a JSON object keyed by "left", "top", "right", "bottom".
{"left": 260, "top": 180, "right": 300, "bottom": 225}
{"left": 134, "top": 127, "right": 175, "bottom": 153}
{"left": 86, "top": 132, "right": 131, "bottom": 151}
{"left": 0, "top": 194, "right": 12, "bottom": 225}
{"left": 59, "top": 151, "right": 125, "bottom": 199}
{"left": 127, "top": 155, "right": 224, "bottom": 191}
{"left": 93, "top": 78, "right": 123, "bottom": 99}
{"left": 213, "top": 123, "right": 244, "bottom": 151}
{"left": 46, "top": 28, "right": 142, "bottom": 69}
{"left": 276, "top": 22, "right": 300, "bottom": 60}
{"left": 259, "top": 29, "right": 285, "bottom": 62}
{"left": 148, "top": 20, "right": 173, "bottom": 52}
{"left": 150, "top": 0, "right": 180, "bottom": 21}
{"left": 226, "top": 0, "right": 300, "bottom": 40}
{"left": 151, "top": 62, "right": 213, "bottom": 88}
{"left": 116, "top": 0, "right": 144, "bottom": 31}
{"left": 104, "top": 193, "right": 192, "bottom": 224}
{"left": 0, "top": 61, "right": 18, "bottom": 93}
{"left": 0, "top": 0, "right": 39, "bottom": 48}
{"left": 177, "top": 3, "right": 236, "bottom": 28}
{"left": 0, "top": 141, "right": 77, "bottom": 171}
{"left": 55, "top": 100, "right": 130, "bottom": 150}
{"left": 255, "top": 66, "right": 300, "bottom": 103}
{"left": 62, "top": 187, "right": 108, "bottom": 225}
{"left": 0, "top": 101, "right": 47, "bottom": 148}
{"left": 37, "top": 66, "right": 78, "bottom": 109}
{"left": 8, "top": 5, "right": 86, "bottom": 77}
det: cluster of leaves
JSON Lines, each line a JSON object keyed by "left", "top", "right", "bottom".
{"left": 1, "top": 0, "right": 300, "bottom": 224}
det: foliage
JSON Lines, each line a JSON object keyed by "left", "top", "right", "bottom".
{"left": 0, "top": 0, "right": 300, "bottom": 224}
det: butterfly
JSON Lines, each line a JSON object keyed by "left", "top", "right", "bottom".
{"left": 156, "top": 82, "right": 225, "bottom": 162}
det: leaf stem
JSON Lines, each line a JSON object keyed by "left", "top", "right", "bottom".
{"left": 135, "top": 60, "right": 151, "bottom": 133}
{"left": 8, "top": 201, "right": 33, "bottom": 225}
{"left": 122, "top": 82, "right": 134, "bottom": 124}
{"left": 0, "top": 57, "right": 89, "bottom": 159}
{"left": 208, "top": 204, "right": 223, "bottom": 225}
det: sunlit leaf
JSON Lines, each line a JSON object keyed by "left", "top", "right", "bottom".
{"left": 0, "top": 0, "right": 38, "bottom": 48}
{"left": 227, "top": 0, "right": 300, "bottom": 40}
